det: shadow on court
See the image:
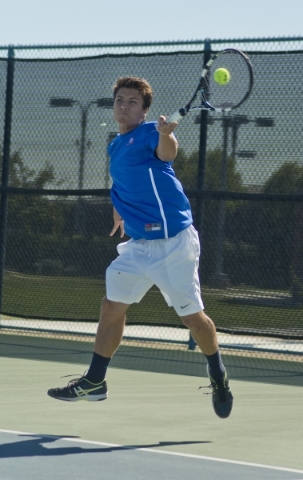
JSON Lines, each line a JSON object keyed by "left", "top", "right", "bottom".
{"left": 0, "top": 434, "right": 210, "bottom": 459}
{"left": 1, "top": 432, "right": 303, "bottom": 480}
{"left": 0, "top": 332, "right": 302, "bottom": 387}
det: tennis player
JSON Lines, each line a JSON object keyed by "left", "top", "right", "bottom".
{"left": 48, "top": 76, "right": 233, "bottom": 419}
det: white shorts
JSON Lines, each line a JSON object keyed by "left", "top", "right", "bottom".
{"left": 106, "top": 225, "right": 204, "bottom": 316}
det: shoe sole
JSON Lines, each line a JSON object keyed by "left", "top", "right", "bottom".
{"left": 47, "top": 391, "right": 108, "bottom": 402}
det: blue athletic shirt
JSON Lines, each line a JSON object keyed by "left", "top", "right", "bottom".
{"left": 108, "top": 121, "right": 193, "bottom": 240}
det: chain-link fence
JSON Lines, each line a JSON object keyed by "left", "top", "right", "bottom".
{"left": 0, "top": 38, "right": 302, "bottom": 358}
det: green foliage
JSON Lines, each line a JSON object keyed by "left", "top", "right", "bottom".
{"left": 8, "top": 151, "right": 55, "bottom": 188}
{"left": 3, "top": 150, "right": 65, "bottom": 238}
{"left": 204, "top": 148, "right": 245, "bottom": 192}
{"left": 175, "top": 147, "right": 248, "bottom": 282}
{"left": 174, "top": 149, "right": 303, "bottom": 294}
{"left": 173, "top": 148, "right": 195, "bottom": 188}
{"left": 1, "top": 150, "right": 119, "bottom": 277}
{"left": 260, "top": 163, "right": 303, "bottom": 291}
{"left": 174, "top": 147, "right": 246, "bottom": 192}
{"left": 263, "top": 162, "right": 303, "bottom": 195}
{"left": 1, "top": 148, "right": 303, "bottom": 304}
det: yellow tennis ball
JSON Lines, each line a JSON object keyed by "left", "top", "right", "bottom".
{"left": 213, "top": 68, "right": 231, "bottom": 85}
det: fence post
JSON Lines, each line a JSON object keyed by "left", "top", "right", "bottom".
{"left": 195, "top": 38, "right": 211, "bottom": 233}
{"left": 188, "top": 333, "right": 196, "bottom": 351}
{"left": 189, "top": 39, "right": 212, "bottom": 351}
{"left": 0, "top": 45, "right": 15, "bottom": 318}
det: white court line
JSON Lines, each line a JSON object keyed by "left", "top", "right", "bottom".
{"left": 1, "top": 428, "right": 303, "bottom": 476}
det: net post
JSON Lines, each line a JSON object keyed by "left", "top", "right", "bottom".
{"left": 0, "top": 45, "right": 15, "bottom": 320}
{"left": 188, "top": 332, "right": 196, "bottom": 350}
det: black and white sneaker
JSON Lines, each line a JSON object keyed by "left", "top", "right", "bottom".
{"left": 202, "top": 366, "right": 233, "bottom": 419}
{"left": 47, "top": 374, "right": 108, "bottom": 402}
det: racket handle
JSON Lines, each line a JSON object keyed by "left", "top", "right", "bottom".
{"left": 167, "top": 109, "right": 186, "bottom": 123}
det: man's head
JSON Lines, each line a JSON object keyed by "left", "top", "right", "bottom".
{"left": 113, "top": 76, "right": 153, "bottom": 133}
{"left": 113, "top": 76, "right": 153, "bottom": 110}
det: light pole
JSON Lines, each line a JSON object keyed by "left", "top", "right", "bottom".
{"left": 214, "top": 115, "right": 229, "bottom": 288}
{"left": 196, "top": 113, "right": 274, "bottom": 288}
{"left": 49, "top": 96, "right": 114, "bottom": 233}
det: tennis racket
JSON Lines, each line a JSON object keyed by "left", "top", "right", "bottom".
{"left": 168, "top": 48, "right": 253, "bottom": 122}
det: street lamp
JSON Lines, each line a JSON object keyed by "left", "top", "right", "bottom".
{"left": 49, "top": 97, "right": 114, "bottom": 190}
{"left": 236, "top": 150, "right": 256, "bottom": 159}
{"left": 49, "top": 96, "right": 114, "bottom": 234}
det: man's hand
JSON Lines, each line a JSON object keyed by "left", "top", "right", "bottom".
{"left": 156, "top": 115, "right": 178, "bottom": 136}
{"left": 110, "top": 207, "right": 125, "bottom": 238}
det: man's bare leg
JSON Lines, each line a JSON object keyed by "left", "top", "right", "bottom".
{"left": 94, "top": 297, "right": 129, "bottom": 357}
{"left": 181, "top": 310, "right": 219, "bottom": 355}
{"left": 181, "top": 310, "right": 224, "bottom": 376}
{"left": 81, "top": 297, "right": 129, "bottom": 384}
{"left": 47, "top": 297, "right": 129, "bottom": 401}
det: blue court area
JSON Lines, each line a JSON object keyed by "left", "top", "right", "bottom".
{"left": 1, "top": 431, "right": 303, "bottom": 480}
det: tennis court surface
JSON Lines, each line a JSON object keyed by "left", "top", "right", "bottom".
{"left": 1, "top": 333, "right": 303, "bottom": 479}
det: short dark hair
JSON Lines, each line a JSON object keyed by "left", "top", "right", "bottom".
{"left": 112, "top": 76, "right": 153, "bottom": 109}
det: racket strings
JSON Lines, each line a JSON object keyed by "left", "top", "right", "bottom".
{"left": 167, "top": 48, "right": 253, "bottom": 121}
{"left": 203, "top": 50, "right": 253, "bottom": 110}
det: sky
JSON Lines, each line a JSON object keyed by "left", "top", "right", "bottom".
{"left": 0, "top": 0, "right": 303, "bottom": 47}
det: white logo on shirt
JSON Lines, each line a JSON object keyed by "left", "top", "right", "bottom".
{"left": 145, "top": 223, "right": 162, "bottom": 231}
{"left": 126, "top": 138, "right": 135, "bottom": 146}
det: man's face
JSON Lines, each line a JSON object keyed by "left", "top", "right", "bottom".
{"left": 114, "top": 87, "right": 148, "bottom": 132}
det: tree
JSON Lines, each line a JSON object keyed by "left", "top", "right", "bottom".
{"left": 1, "top": 149, "right": 117, "bottom": 278}
{"left": 5, "top": 150, "right": 64, "bottom": 236}
{"left": 0, "top": 149, "right": 68, "bottom": 272}
{"left": 173, "top": 147, "right": 246, "bottom": 191}
{"left": 173, "top": 147, "right": 248, "bottom": 282}
{"left": 263, "top": 163, "right": 303, "bottom": 195}
{"left": 8, "top": 150, "right": 55, "bottom": 188}
{"left": 172, "top": 148, "right": 192, "bottom": 187}
{"left": 263, "top": 163, "right": 303, "bottom": 299}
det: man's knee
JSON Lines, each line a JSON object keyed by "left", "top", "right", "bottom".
{"left": 181, "top": 310, "right": 214, "bottom": 330}
{"left": 100, "top": 296, "right": 129, "bottom": 319}
{"left": 181, "top": 310, "right": 204, "bottom": 328}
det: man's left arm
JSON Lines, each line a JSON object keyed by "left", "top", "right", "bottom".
{"left": 155, "top": 115, "right": 178, "bottom": 162}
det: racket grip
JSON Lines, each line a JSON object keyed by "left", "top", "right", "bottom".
{"left": 167, "top": 109, "right": 186, "bottom": 123}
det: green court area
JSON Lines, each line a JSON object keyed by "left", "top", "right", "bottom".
{"left": 2, "top": 272, "right": 303, "bottom": 334}
{"left": 1, "top": 333, "right": 302, "bottom": 386}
